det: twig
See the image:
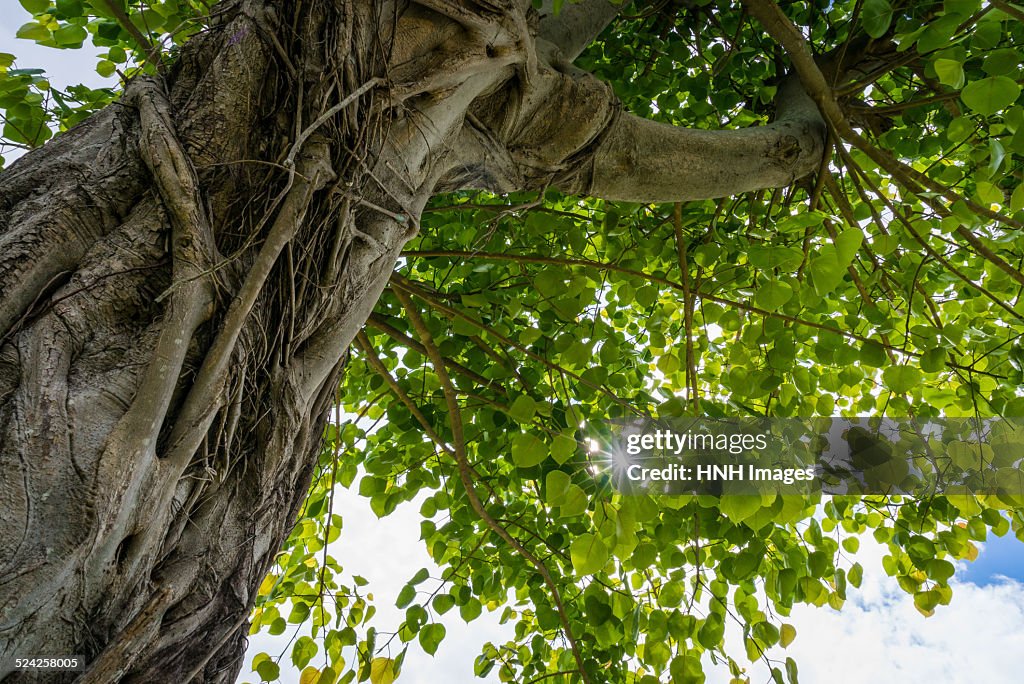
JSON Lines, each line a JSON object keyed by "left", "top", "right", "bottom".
{"left": 365, "top": 314, "right": 507, "bottom": 394}
{"left": 401, "top": 252, "right": 901, "bottom": 352}
{"left": 354, "top": 331, "right": 453, "bottom": 452}
{"left": 285, "top": 78, "right": 382, "bottom": 168}
{"left": 673, "top": 203, "right": 701, "bottom": 413}
{"left": 99, "top": 0, "right": 164, "bottom": 70}
{"left": 990, "top": 0, "right": 1024, "bottom": 23}
{"left": 390, "top": 274, "right": 643, "bottom": 415}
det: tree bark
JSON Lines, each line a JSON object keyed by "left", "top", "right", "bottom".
{"left": 0, "top": 1, "right": 826, "bottom": 681}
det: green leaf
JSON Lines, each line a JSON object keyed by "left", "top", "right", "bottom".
{"left": 96, "top": 60, "right": 116, "bottom": 78}
{"left": 962, "top": 76, "right": 1021, "bottom": 116}
{"left": 748, "top": 245, "right": 803, "bottom": 271}
{"left": 946, "top": 116, "right": 975, "bottom": 143}
{"left": 550, "top": 432, "right": 577, "bottom": 464}
{"left": 287, "top": 601, "right": 310, "bottom": 623}
{"left": 52, "top": 24, "right": 87, "bottom": 48}
{"left": 459, "top": 597, "right": 482, "bottom": 622}
{"left": 570, "top": 533, "right": 609, "bottom": 575}
{"left": 849, "top": 563, "right": 864, "bottom": 588}
{"left": 753, "top": 621, "right": 780, "bottom": 647}
{"left": 635, "top": 284, "right": 658, "bottom": 307}
{"left": 419, "top": 623, "right": 446, "bottom": 656}
{"left": 920, "top": 347, "right": 946, "bottom": 373}
{"left": 859, "top": 341, "right": 887, "bottom": 368}
{"left": 975, "top": 181, "right": 1003, "bottom": 205}
{"left": 807, "top": 232, "right": 859, "bottom": 297}
{"left": 834, "top": 228, "right": 863, "bottom": 264}
{"left": 395, "top": 584, "right": 416, "bottom": 609}
{"left": 545, "top": 469, "right": 572, "bottom": 505}
{"left": 557, "top": 483, "right": 588, "bottom": 517}
{"left": 933, "top": 58, "right": 965, "bottom": 89}
{"left": 697, "top": 612, "right": 724, "bottom": 649}
{"left": 808, "top": 256, "right": 845, "bottom": 296}
{"left": 369, "top": 658, "right": 397, "bottom": 684}
{"left": 719, "top": 495, "right": 761, "bottom": 523}
{"left": 670, "top": 655, "right": 705, "bottom": 684}
{"left": 511, "top": 432, "right": 547, "bottom": 468}
{"left": 883, "top": 365, "right": 921, "bottom": 394}
{"left": 861, "top": 0, "right": 894, "bottom": 38}
{"left": 19, "top": 0, "right": 50, "bottom": 13}
{"left": 780, "top": 623, "right": 797, "bottom": 648}
{"left": 807, "top": 551, "right": 829, "bottom": 578}
{"left": 1011, "top": 183, "right": 1024, "bottom": 212}
{"left": 432, "top": 594, "right": 455, "bottom": 615}
{"left": 292, "top": 636, "right": 318, "bottom": 670}
{"left": 982, "top": 48, "right": 1021, "bottom": 76}
{"left": 928, "top": 558, "right": 955, "bottom": 584}
{"left": 754, "top": 281, "right": 794, "bottom": 311}
{"left": 658, "top": 581, "right": 685, "bottom": 608}
{"left": 15, "top": 22, "right": 51, "bottom": 42}
{"left": 913, "top": 589, "right": 940, "bottom": 616}
{"left": 786, "top": 657, "right": 799, "bottom": 684}
{"left": 508, "top": 394, "right": 537, "bottom": 423}
{"left": 256, "top": 658, "right": 281, "bottom": 682}
{"left": 55, "top": 0, "right": 84, "bottom": 17}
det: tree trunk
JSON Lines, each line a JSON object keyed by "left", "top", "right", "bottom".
{"left": 0, "top": 1, "right": 826, "bottom": 681}
{"left": 0, "top": 3, "right": 414, "bottom": 680}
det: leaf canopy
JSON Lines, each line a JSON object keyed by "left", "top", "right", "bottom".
{"left": 4, "top": 0, "right": 1024, "bottom": 682}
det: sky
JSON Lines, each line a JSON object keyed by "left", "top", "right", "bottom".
{"left": 3, "top": 15, "right": 1024, "bottom": 684}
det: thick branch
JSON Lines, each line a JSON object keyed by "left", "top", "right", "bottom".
{"left": 538, "top": 0, "right": 622, "bottom": 62}
{"left": 365, "top": 313, "right": 507, "bottom": 394}
{"left": 580, "top": 76, "right": 826, "bottom": 202}
{"left": 165, "top": 141, "right": 334, "bottom": 467}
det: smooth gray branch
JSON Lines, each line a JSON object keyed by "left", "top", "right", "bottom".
{"left": 538, "top": 0, "right": 623, "bottom": 62}
{"left": 580, "top": 76, "right": 827, "bottom": 202}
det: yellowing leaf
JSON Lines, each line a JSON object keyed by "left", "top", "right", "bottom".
{"left": 370, "top": 657, "right": 397, "bottom": 684}
{"left": 258, "top": 573, "right": 277, "bottom": 596}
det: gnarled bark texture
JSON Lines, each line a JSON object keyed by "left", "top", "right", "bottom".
{"left": 0, "top": 1, "right": 825, "bottom": 681}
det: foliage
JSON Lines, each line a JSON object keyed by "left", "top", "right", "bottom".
{"left": 5, "top": 0, "right": 1024, "bottom": 683}
{"left": 1, "top": 0, "right": 206, "bottom": 163}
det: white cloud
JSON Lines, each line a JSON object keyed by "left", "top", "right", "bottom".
{"left": 730, "top": 535, "right": 1024, "bottom": 684}
{"left": 241, "top": 485, "right": 509, "bottom": 683}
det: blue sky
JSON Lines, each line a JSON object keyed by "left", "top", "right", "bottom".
{"left": 3, "top": 16, "right": 1023, "bottom": 684}
{"left": 959, "top": 529, "right": 1024, "bottom": 585}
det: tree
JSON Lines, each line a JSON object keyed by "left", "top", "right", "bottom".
{"left": 1, "top": 0, "right": 1023, "bottom": 682}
